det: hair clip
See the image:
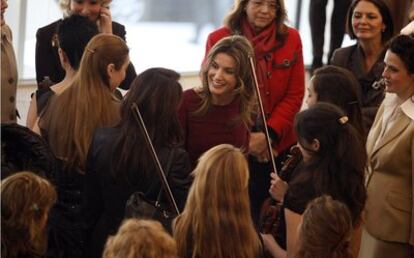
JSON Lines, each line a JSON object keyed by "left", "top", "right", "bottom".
{"left": 31, "top": 203, "right": 39, "bottom": 211}
{"left": 86, "top": 47, "right": 95, "bottom": 54}
{"left": 338, "top": 116, "right": 349, "bottom": 125}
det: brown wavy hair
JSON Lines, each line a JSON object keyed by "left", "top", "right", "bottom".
{"left": 103, "top": 219, "right": 178, "bottom": 258}
{"left": 196, "top": 35, "right": 257, "bottom": 127}
{"left": 296, "top": 195, "right": 354, "bottom": 258}
{"left": 173, "top": 144, "right": 262, "bottom": 258}
{"left": 40, "top": 34, "right": 126, "bottom": 171}
{"left": 1, "top": 172, "right": 57, "bottom": 258}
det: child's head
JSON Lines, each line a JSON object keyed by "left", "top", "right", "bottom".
{"left": 1, "top": 172, "right": 57, "bottom": 258}
{"left": 57, "top": 14, "right": 99, "bottom": 70}
{"left": 307, "top": 65, "right": 365, "bottom": 136}
{"left": 103, "top": 219, "right": 178, "bottom": 258}
{"left": 297, "top": 195, "right": 353, "bottom": 258}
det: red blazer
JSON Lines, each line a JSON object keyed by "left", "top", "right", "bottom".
{"left": 205, "top": 27, "right": 305, "bottom": 153}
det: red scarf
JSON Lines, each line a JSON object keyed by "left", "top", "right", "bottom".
{"left": 241, "top": 17, "right": 278, "bottom": 109}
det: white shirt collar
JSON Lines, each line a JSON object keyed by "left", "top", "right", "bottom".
{"left": 383, "top": 93, "right": 414, "bottom": 121}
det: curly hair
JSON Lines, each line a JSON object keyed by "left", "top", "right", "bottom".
{"left": 1, "top": 172, "right": 57, "bottom": 258}
{"left": 103, "top": 219, "right": 178, "bottom": 258}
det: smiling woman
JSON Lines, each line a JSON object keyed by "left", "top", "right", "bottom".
{"left": 178, "top": 35, "right": 256, "bottom": 168}
{"left": 331, "top": 0, "right": 394, "bottom": 130}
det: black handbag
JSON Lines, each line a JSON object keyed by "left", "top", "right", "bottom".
{"left": 124, "top": 103, "right": 180, "bottom": 231}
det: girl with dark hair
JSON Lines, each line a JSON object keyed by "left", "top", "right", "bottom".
{"left": 307, "top": 65, "right": 366, "bottom": 138}
{"left": 359, "top": 34, "right": 414, "bottom": 258}
{"left": 27, "top": 14, "right": 99, "bottom": 130}
{"left": 331, "top": 0, "right": 394, "bottom": 129}
{"left": 203, "top": 0, "right": 305, "bottom": 225}
{"left": 263, "top": 103, "right": 367, "bottom": 258}
{"left": 83, "top": 67, "right": 192, "bottom": 258}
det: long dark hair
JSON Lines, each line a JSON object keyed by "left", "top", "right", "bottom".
{"left": 110, "top": 68, "right": 183, "bottom": 182}
{"left": 293, "top": 103, "right": 367, "bottom": 225}
{"left": 312, "top": 65, "right": 366, "bottom": 137}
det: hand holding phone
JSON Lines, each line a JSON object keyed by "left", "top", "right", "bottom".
{"left": 98, "top": 4, "right": 112, "bottom": 34}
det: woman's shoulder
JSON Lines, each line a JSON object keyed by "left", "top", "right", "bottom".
{"left": 36, "top": 19, "right": 62, "bottom": 38}
{"left": 331, "top": 44, "right": 358, "bottom": 66}
{"left": 208, "top": 27, "right": 232, "bottom": 40}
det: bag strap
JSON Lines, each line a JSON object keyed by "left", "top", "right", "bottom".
{"left": 131, "top": 103, "right": 180, "bottom": 215}
{"left": 154, "top": 147, "right": 176, "bottom": 205}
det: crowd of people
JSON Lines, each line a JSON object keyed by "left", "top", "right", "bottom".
{"left": 1, "top": 0, "right": 414, "bottom": 257}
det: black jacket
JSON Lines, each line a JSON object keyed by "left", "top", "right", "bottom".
{"left": 35, "top": 19, "right": 136, "bottom": 90}
{"left": 82, "top": 127, "right": 192, "bottom": 258}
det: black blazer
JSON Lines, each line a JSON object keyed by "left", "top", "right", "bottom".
{"left": 82, "top": 127, "right": 192, "bottom": 258}
{"left": 35, "top": 19, "right": 136, "bottom": 90}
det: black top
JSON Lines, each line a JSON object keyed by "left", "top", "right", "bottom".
{"left": 331, "top": 43, "right": 386, "bottom": 129}
{"left": 276, "top": 166, "right": 317, "bottom": 250}
{"left": 35, "top": 19, "right": 136, "bottom": 90}
{"left": 82, "top": 127, "right": 192, "bottom": 258}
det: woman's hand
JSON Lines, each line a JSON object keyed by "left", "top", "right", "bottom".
{"left": 99, "top": 6, "right": 113, "bottom": 34}
{"left": 269, "top": 172, "right": 288, "bottom": 203}
{"left": 249, "top": 132, "right": 278, "bottom": 162}
{"left": 261, "top": 233, "right": 287, "bottom": 258}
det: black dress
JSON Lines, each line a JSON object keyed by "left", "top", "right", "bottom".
{"left": 82, "top": 127, "right": 192, "bottom": 258}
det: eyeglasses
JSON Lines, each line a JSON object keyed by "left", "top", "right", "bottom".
{"left": 249, "top": 0, "right": 278, "bottom": 10}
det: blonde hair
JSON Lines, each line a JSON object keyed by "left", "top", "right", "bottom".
{"left": 40, "top": 34, "right": 127, "bottom": 171}
{"left": 174, "top": 144, "right": 262, "bottom": 258}
{"left": 59, "top": 0, "right": 113, "bottom": 17}
{"left": 197, "top": 35, "right": 256, "bottom": 126}
{"left": 296, "top": 195, "right": 354, "bottom": 258}
{"left": 103, "top": 219, "right": 178, "bottom": 258}
{"left": 1, "top": 172, "right": 57, "bottom": 258}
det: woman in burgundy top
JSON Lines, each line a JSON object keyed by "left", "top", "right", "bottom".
{"left": 205, "top": 0, "right": 305, "bottom": 225}
{"left": 178, "top": 35, "right": 257, "bottom": 168}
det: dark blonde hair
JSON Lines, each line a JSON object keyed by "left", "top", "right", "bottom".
{"left": 1, "top": 172, "right": 57, "bottom": 258}
{"left": 224, "top": 0, "right": 288, "bottom": 38}
{"left": 197, "top": 35, "right": 256, "bottom": 126}
{"left": 174, "top": 144, "right": 262, "bottom": 258}
{"left": 59, "top": 0, "right": 113, "bottom": 17}
{"left": 40, "top": 34, "right": 127, "bottom": 171}
{"left": 103, "top": 219, "right": 178, "bottom": 258}
{"left": 296, "top": 195, "right": 353, "bottom": 258}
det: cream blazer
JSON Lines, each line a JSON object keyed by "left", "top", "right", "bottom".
{"left": 365, "top": 94, "right": 414, "bottom": 245}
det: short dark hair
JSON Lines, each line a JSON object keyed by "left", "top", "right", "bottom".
{"left": 346, "top": 0, "right": 394, "bottom": 43}
{"left": 388, "top": 34, "right": 414, "bottom": 74}
{"left": 56, "top": 14, "right": 99, "bottom": 70}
